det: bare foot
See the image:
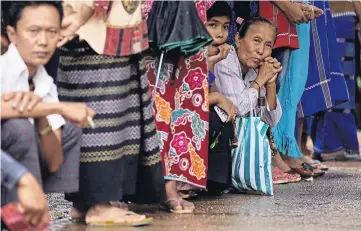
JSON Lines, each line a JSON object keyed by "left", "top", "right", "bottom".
{"left": 109, "top": 201, "right": 129, "bottom": 211}
{"left": 85, "top": 204, "right": 145, "bottom": 225}
{"left": 164, "top": 181, "right": 183, "bottom": 212}
{"left": 72, "top": 201, "right": 128, "bottom": 222}
{"left": 282, "top": 155, "right": 304, "bottom": 168}
{"left": 272, "top": 152, "right": 292, "bottom": 172}
{"left": 282, "top": 155, "right": 313, "bottom": 177}
{"left": 178, "top": 197, "right": 195, "bottom": 211}
{"left": 163, "top": 181, "right": 194, "bottom": 213}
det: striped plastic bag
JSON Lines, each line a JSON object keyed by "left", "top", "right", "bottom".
{"left": 231, "top": 116, "right": 274, "bottom": 196}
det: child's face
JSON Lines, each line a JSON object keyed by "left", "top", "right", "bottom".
{"left": 206, "top": 16, "right": 230, "bottom": 56}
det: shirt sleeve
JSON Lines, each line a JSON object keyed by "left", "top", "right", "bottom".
{"left": 43, "top": 83, "right": 66, "bottom": 130}
{"left": 263, "top": 97, "right": 283, "bottom": 127}
{"left": 214, "top": 57, "right": 259, "bottom": 117}
{"left": 1, "top": 150, "right": 28, "bottom": 190}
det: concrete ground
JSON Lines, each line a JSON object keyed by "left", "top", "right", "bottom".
{"left": 45, "top": 134, "right": 361, "bottom": 231}
{"left": 48, "top": 164, "right": 361, "bottom": 231}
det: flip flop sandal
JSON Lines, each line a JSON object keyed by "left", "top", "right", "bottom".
{"left": 273, "top": 175, "right": 289, "bottom": 184}
{"left": 312, "top": 169, "right": 326, "bottom": 177}
{"left": 273, "top": 168, "right": 301, "bottom": 184}
{"left": 272, "top": 168, "right": 290, "bottom": 184}
{"left": 87, "top": 211, "right": 153, "bottom": 227}
{"left": 160, "top": 197, "right": 194, "bottom": 214}
{"left": 306, "top": 159, "right": 329, "bottom": 171}
{"left": 284, "top": 172, "right": 302, "bottom": 183}
{"left": 302, "top": 162, "right": 326, "bottom": 177}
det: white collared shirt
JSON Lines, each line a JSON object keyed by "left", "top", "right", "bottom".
{"left": 1, "top": 44, "right": 66, "bottom": 130}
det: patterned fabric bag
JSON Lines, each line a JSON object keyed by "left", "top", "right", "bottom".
{"left": 231, "top": 105, "right": 274, "bottom": 196}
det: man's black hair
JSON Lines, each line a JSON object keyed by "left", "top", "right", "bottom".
{"left": 3, "top": 1, "right": 63, "bottom": 28}
{"left": 206, "top": 1, "right": 232, "bottom": 21}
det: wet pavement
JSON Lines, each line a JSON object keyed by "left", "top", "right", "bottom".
{"left": 48, "top": 160, "right": 361, "bottom": 231}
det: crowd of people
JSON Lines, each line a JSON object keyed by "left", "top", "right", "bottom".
{"left": 1, "top": 0, "right": 360, "bottom": 229}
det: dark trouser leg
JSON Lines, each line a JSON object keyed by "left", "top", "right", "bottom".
{"left": 42, "top": 122, "right": 82, "bottom": 193}
{"left": 208, "top": 108, "right": 233, "bottom": 189}
{"left": 1, "top": 119, "right": 42, "bottom": 205}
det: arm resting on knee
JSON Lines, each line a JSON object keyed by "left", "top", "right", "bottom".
{"left": 36, "top": 118, "right": 63, "bottom": 173}
{"left": 1, "top": 100, "right": 62, "bottom": 119}
{"left": 2, "top": 101, "right": 64, "bottom": 172}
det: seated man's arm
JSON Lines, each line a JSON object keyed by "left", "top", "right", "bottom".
{"left": 2, "top": 95, "right": 64, "bottom": 172}
{"left": 1, "top": 92, "right": 62, "bottom": 119}
{"left": 1, "top": 150, "right": 28, "bottom": 190}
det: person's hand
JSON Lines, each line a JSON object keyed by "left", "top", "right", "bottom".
{"left": 216, "top": 95, "right": 237, "bottom": 122}
{"left": 208, "top": 44, "right": 231, "bottom": 71}
{"left": 264, "top": 57, "right": 282, "bottom": 85}
{"left": 58, "top": 4, "right": 94, "bottom": 47}
{"left": 257, "top": 57, "right": 282, "bottom": 86}
{"left": 2, "top": 91, "right": 43, "bottom": 112}
{"left": 283, "top": 3, "right": 309, "bottom": 24}
{"left": 300, "top": 4, "right": 323, "bottom": 21}
{"left": 58, "top": 13, "right": 84, "bottom": 47}
{"left": 59, "top": 102, "right": 96, "bottom": 127}
{"left": 17, "top": 173, "right": 50, "bottom": 229}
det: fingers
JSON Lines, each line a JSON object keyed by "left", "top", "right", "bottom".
{"left": 300, "top": 14, "right": 308, "bottom": 24}
{"left": 273, "top": 61, "right": 281, "bottom": 69}
{"left": 87, "top": 107, "right": 96, "bottom": 118}
{"left": 27, "top": 94, "right": 42, "bottom": 111}
{"left": 58, "top": 37, "right": 69, "bottom": 47}
{"left": 11, "top": 92, "right": 24, "bottom": 109}
{"left": 2, "top": 92, "right": 15, "bottom": 101}
{"left": 264, "top": 57, "right": 281, "bottom": 68}
{"left": 264, "top": 57, "right": 274, "bottom": 63}
{"left": 18, "top": 92, "right": 31, "bottom": 112}
{"left": 218, "top": 44, "right": 231, "bottom": 59}
{"left": 57, "top": 35, "right": 75, "bottom": 47}
{"left": 274, "top": 66, "right": 283, "bottom": 74}
{"left": 313, "top": 6, "right": 323, "bottom": 17}
{"left": 308, "top": 7, "right": 315, "bottom": 20}
{"left": 18, "top": 204, "right": 43, "bottom": 229}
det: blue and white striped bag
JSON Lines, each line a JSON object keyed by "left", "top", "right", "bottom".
{"left": 231, "top": 116, "right": 274, "bottom": 196}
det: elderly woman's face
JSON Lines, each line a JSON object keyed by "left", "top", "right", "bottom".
{"left": 235, "top": 22, "right": 276, "bottom": 69}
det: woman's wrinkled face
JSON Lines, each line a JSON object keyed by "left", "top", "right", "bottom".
{"left": 235, "top": 22, "right": 276, "bottom": 69}
{"left": 206, "top": 16, "right": 230, "bottom": 56}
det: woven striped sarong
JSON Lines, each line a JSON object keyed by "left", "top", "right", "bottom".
{"left": 57, "top": 40, "right": 165, "bottom": 204}
{"left": 298, "top": 1, "right": 349, "bottom": 118}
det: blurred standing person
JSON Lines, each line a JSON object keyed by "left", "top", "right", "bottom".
{"left": 143, "top": 0, "right": 211, "bottom": 213}
{"left": 309, "top": 0, "right": 361, "bottom": 161}
{"left": 259, "top": 1, "right": 325, "bottom": 177}
{"left": 57, "top": 0, "right": 165, "bottom": 226}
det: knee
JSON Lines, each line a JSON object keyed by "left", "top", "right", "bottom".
{"left": 62, "top": 122, "right": 82, "bottom": 148}
{"left": 1, "top": 119, "right": 37, "bottom": 155}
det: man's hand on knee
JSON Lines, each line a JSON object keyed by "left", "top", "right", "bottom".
{"left": 2, "top": 91, "right": 42, "bottom": 112}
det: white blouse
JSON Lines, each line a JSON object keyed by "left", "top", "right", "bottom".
{"left": 214, "top": 47, "right": 282, "bottom": 127}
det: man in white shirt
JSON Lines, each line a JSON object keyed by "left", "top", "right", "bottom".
{"left": 0, "top": 1, "right": 95, "bottom": 221}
